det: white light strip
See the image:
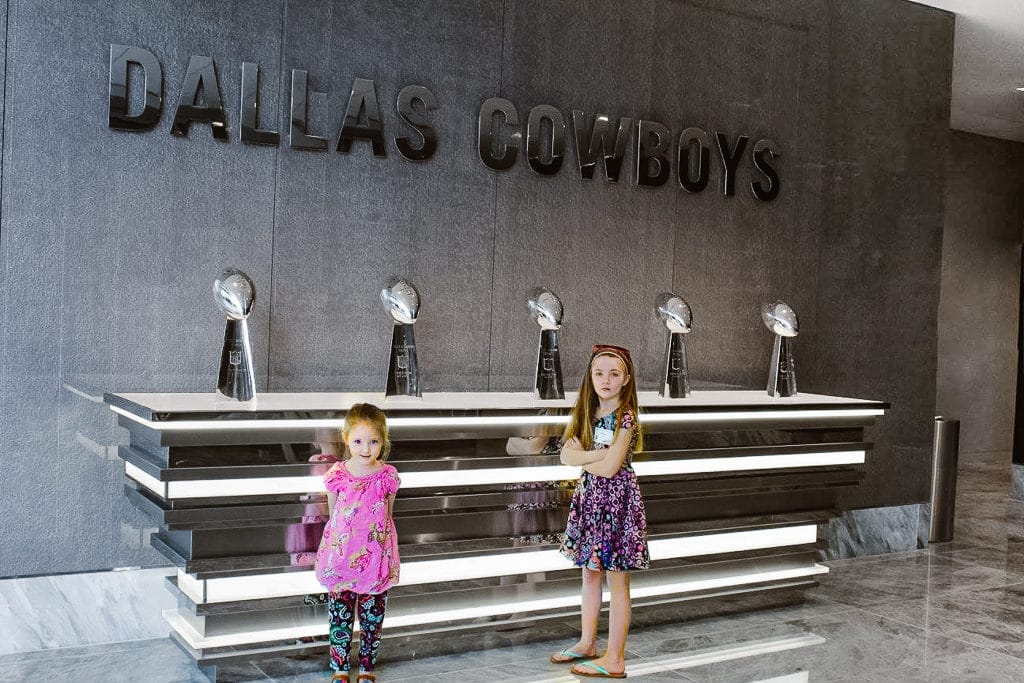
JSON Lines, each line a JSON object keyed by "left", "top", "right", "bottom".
{"left": 389, "top": 564, "right": 827, "bottom": 628}
{"left": 110, "top": 404, "right": 883, "bottom": 432}
{"left": 167, "top": 475, "right": 324, "bottom": 498}
{"left": 176, "top": 571, "right": 205, "bottom": 603}
{"left": 633, "top": 450, "right": 865, "bottom": 476}
{"left": 643, "top": 409, "right": 883, "bottom": 423}
{"left": 400, "top": 464, "right": 577, "bottom": 488}
{"left": 749, "top": 673, "right": 812, "bottom": 683}
{"left": 125, "top": 450, "right": 865, "bottom": 499}
{"left": 179, "top": 525, "right": 817, "bottom": 603}
{"left": 125, "top": 462, "right": 166, "bottom": 497}
{"left": 166, "top": 564, "right": 828, "bottom": 648}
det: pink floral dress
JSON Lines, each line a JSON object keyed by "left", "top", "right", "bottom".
{"left": 315, "top": 462, "right": 401, "bottom": 594}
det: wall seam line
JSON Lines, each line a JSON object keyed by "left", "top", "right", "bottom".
{"left": 265, "top": 0, "right": 288, "bottom": 392}
{"left": 485, "top": 1, "right": 506, "bottom": 392}
{"left": 0, "top": 0, "right": 11, "bottom": 388}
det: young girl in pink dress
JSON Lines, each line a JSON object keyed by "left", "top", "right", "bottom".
{"left": 315, "top": 403, "right": 401, "bottom": 682}
{"left": 550, "top": 344, "right": 649, "bottom": 679}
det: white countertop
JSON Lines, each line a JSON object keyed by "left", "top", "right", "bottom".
{"left": 106, "top": 390, "right": 884, "bottom": 416}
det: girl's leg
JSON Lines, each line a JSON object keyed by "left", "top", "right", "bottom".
{"left": 562, "top": 566, "right": 602, "bottom": 656}
{"left": 327, "top": 590, "right": 357, "bottom": 672}
{"left": 577, "top": 570, "right": 629, "bottom": 675}
{"left": 355, "top": 591, "right": 389, "bottom": 672}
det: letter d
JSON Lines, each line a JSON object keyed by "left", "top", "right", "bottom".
{"left": 108, "top": 44, "right": 162, "bottom": 131}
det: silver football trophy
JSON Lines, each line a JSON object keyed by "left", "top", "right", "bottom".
{"left": 761, "top": 301, "right": 798, "bottom": 397}
{"left": 213, "top": 268, "right": 257, "bottom": 401}
{"left": 656, "top": 293, "right": 692, "bottom": 398}
{"left": 527, "top": 287, "right": 564, "bottom": 400}
{"left": 381, "top": 278, "right": 422, "bottom": 397}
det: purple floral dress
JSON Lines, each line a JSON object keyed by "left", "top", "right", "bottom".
{"left": 560, "top": 409, "right": 650, "bottom": 571}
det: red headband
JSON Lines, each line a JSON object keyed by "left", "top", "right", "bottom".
{"left": 591, "top": 343, "right": 633, "bottom": 368}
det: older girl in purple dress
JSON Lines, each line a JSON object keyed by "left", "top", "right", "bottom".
{"left": 550, "top": 344, "right": 649, "bottom": 679}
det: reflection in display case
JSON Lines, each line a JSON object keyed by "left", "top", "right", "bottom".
{"left": 105, "top": 390, "right": 885, "bottom": 681}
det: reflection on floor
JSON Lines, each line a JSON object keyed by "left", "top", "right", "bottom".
{"left": 4, "top": 450, "right": 1024, "bottom": 682}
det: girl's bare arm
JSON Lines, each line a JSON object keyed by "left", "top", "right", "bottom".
{"left": 581, "top": 427, "right": 634, "bottom": 478}
{"left": 559, "top": 436, "right": 605, "bottom": 466}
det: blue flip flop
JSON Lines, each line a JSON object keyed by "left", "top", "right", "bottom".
{"left": 571, "top": 661, "right": 627, "bottom": 679}
{"left": 550, "top": 647, "right": 593, "bottom": 664}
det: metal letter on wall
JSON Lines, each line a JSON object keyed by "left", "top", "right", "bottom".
{"left": 635, "top": 120, "right": 671, "bottom": 187}
{"left": 108, "top": 44, "right": 162, "bottom": 131}
{"left": 240, "top": 62, "right": 280, "bottom": 147}
{"left": 478, "top": 97, "right": 520, "bottom": 171}
{"left": 751, "top": 138, "right": 781, "bottom": 201}
{"left": 571, "top": 111, "right": 632, "bottom": 182}
{"left": 526, "top": 104, "right": 566, "bottom": 176}
{"left": 170, "top": 55, "right": 228, "bottom": 140}
{"left": 715, "top": 132, "right": 749, "bottom": 196}
{"left": 337, "top": 78, "right": 387, "bottom": 157}
{"left": 677, "top": 127, "right": 710, "bottom": 193}
{"left": 289, "top": 70, "right": 327, "bottom": 151}
{"left": 395, "top": 85, "right": 438, "bottom": 162}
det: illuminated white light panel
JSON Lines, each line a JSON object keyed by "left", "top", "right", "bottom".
{"left": 125, "top": 462, "right": 166, "bottom": 497}
{"left": 633, "top": 450, "right": 865, "bottom": 476}
{"left": 176, "top": 571, "right": 205, "bottom": 603}
{"left": 167, "top": 564, "right": 828, "bottom": 649}
{"left": 176, "top": 525, "right": 817, "bottom": 604}
{"left": 110, "top": 404, "right": 883, "bottom": 432}
{"left": 748, "top": 674, "right": 812, "bottom": 683}
{"left": 125, "top": 450, "right": 865, "bottom": 499}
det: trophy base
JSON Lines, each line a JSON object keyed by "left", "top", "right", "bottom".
{"left": 386, "top": 324, "right": 422, "bottom": 398}
{"left": 534, "top": 329, "right": 565, "bottom": 400}
{"left": 767, "top": 335, "right": 797, "bottom": 397}
{"left": 659, "top": 332, "right": 691, "bottom": 399}
{"left": 214, "top": 392, "right": 257, "bottom": 408}
{"left": 217, "top": 319, "right": 257, "bottom": 402}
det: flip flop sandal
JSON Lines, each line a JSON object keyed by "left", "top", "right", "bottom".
{"left": 571, "top": 661, "right": 627, "bottom": 679}
{"left": 356, "top": 673, "right": 376, "bottom": 682}
{"left": 550, "top": 647, "right": 594, "bottom": 664}
{"left": 330, "top": 673, "right": 350, "bottom": 683}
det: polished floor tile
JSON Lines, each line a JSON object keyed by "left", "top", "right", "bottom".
{"left": 816, "top": 549, "right": 1024, "bottom": 608}
{"left": 0, "top": 638, "right": 265, "bottom": 683}
{"left": 859, "top": 582, "right": 1024, "bottom": 659}
{"left": 5, "top": 451, "right": 1024, "bottom": 682}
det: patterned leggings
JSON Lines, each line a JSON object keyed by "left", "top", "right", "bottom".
{"left": 328, "top": 590, "right": 389, "bottom": 673}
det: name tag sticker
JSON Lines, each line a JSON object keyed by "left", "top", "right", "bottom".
{"left": 594, "top": 426, "right": 615, "bottom": 445}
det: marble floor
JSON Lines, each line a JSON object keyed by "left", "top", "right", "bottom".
{"left": 4, "top": 450, "right": 1024, "bottom": 683}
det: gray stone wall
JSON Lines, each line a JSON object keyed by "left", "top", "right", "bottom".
{"left": 0, "top": 0, "right": 954, "bottom": 575}
{"left": 937, "top": 131, "right": 1024, "bottom": 459}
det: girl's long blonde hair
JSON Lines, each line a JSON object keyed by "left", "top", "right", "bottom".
{"left": 340, "top": 403, "right": 392, "bottom": 460}
{"left": 564, "top": 344, "right": 642, "bottom": 451}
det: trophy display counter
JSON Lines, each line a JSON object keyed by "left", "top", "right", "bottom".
{"left": 105, "top": 389, "right": 885, "bottom": 681}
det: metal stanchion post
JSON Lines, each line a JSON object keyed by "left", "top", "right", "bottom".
{"left": 929, "top": 416, "right": 961, "bottom": 543}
